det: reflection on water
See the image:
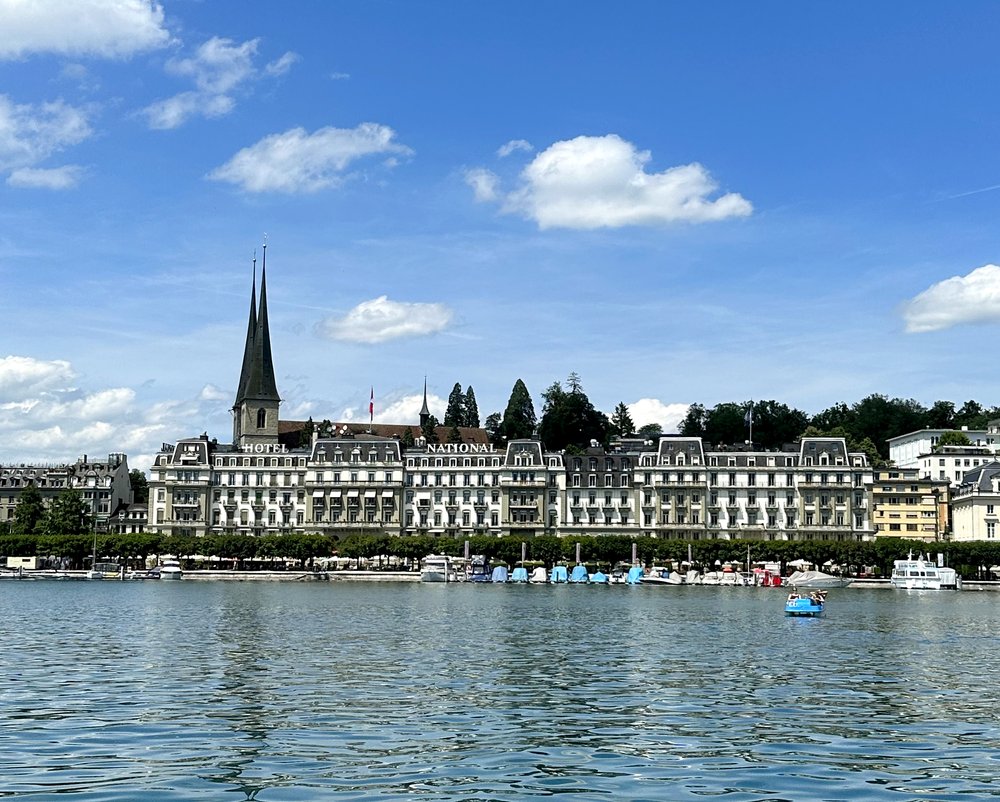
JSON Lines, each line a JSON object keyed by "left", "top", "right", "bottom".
{"left": 2, "top": 582, "right": 1000, "bottom": 800}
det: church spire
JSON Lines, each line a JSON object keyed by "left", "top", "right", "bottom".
{"left": 419, "top": 376, "right": 430, "bottom": 427}
{"left": 233, "top": 240, "right": 281, "bottom": 448}
{"left": 245, "top": 242, "right": 279, "bottom": 403}
{"left": 234, "top": 251, "right": 257, "bottom": 410}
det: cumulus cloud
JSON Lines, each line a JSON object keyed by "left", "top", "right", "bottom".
{"left": 317, "top": 296, "right": 453, "bottom": 343}
{"left": 471, "top": 133, "right": 752, "bottom": 229}
{"left": 902, "top": 264, "right": 1000, "bottom": 333}
{"left": 209, "top": 123, "right": 411, "bottom": 193}
{"left": 0, "top": 95, "right": 91, "bottom": 173}
{"left": 143, "top": 37, "right": 298, "bottom": 129}
{"left": 464, "top": 167, "right": 499, "bottom": 202}
{"left": 0, "top": 356, "right": 76, "bottom": 401}
{"left": 626, "top": 398, "right": 689, "bottom": 433}
{"left": 0, "top": 355, "right": 230, "bottom": 473}
{"left": 7, "top": 165, "right": 84, "bottom": 189}
{"left": 339, "top": 392, "right": 446, "bottom": 425}
{"left": 497, "top": 138, "right": 533, "bottom": 158}
{"left": 0, "top": 0, "right": 170, "bottom": 60}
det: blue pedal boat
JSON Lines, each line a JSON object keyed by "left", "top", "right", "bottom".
{"left": 784, "top": 591, "right": 826, "bottom": 617}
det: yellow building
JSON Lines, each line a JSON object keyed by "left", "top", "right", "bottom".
{"left": 871, "top": 468, "right": 948, "bottom": 541}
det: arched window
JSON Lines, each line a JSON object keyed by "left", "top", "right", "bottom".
{"left": 257, "top": 408, "right": 266, "bottom": 429}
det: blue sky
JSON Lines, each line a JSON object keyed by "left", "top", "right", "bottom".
{"left": 3, "top": 1, "right": 1000, "bottom": 472}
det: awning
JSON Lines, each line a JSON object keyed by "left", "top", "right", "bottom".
{"left": 381, "top": 490, "right": 394, "bottom": 497}
{"left": 347, "top": 490, "right": 359, "bottom": 497}
{"left": 364, "top": 490, "right": 376, "bottom": 498}
{"left": 329, "top": 490, "right": 342, "bottom": 497}
{"left": 312, "top": 490, "right": 325, "bottom": 497}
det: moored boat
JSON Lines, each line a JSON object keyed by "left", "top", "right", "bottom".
{"left": 420, "top": 554, "right": 456, "bottom": 583}
{"left": 510, "top": 566, "right": 529, "bottom": 583}
{"left": 159, "top": 557, "right": 183, "bottom": 581}
{"left": 787, "top": 570, "right": 852, "bottom": 589}
{"left": 86, "top": 562, "right": 122, "bottom": 581}
{"left": 890, "top": 554, "right": 961, "bottom": 590}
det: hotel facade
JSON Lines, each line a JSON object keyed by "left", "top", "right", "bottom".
{"left": 149, "top": 260, "right": 880, "bottom": 543}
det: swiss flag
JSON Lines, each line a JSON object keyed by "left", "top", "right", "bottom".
{"left": 369, "top": 387, "right": 374, "bottom": 420}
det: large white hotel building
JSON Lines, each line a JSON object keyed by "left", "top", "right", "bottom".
{"left": 149, "top": 261, "right": 876, "bottom": 542}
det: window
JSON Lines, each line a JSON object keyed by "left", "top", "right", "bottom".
{"left": 256, "top": 408, "right": 267, "bottom": 428}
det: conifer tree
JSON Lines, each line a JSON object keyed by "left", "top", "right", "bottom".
{"left": 464, "top": 386, "right": 480, "bottom": 427}
{"left": 500, "top": 379, "right": 536, "bottom": 442}
{"left": 610, "top": 402, "right": 635, "bottom": 437}
{"left": 444, "top": 383, "right": 465, "bottom": 427}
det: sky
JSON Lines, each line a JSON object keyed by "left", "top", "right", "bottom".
{"left": 4, "top": 1, "right": 1000, "bottom": 473}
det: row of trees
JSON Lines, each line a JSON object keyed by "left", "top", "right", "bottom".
{"left": 3, "top": 530, "right": 996, "bottom": 579}
{"left": 479, "top": 374, "right": 1000, "bottom": 462}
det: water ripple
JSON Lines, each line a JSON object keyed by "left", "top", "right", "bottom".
{"left": 2, "top": 583, "right": 1000, "bottom": 800}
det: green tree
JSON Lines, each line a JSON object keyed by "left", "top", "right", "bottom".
{"left": 637, "top": 422, "right": 664, "bottom": 439}
{"left": 500, "top": 379, "right": 536, "bottom": 442}
{"left": 484, "top": 412, "right": 503, "bottom": 446}
{"left": 538, "top": 375, "right": 611, "bottom": 452}
{"left": 463, "top": 386, "right": 480, "bottom": 427}
{"left": 447, "top": 424, "right": 462, "bottom": 443}
{"left": 444, "top": 382, "right": 465, "bottom": 427}
{"left": 610, "top": 402, "right": 635, "bottom": 437}
{"left": 129, "top": 469, "right": 149, "bottom": 504}
{"left": 12, "top": 484, "right": 45, "bottom": 535}
{"left": 935, "top": 430, "right": 972, "bottom": 450}
{"left": 41, "top": 488, "right": 91, "bottom": 535}
{"left": 746, "top": 400, "right": 810, "bottom": 449}
{"left": 679, "top": 403, "right": 707, "bottom": 438}
{"left": 298, "top": 417, "right": 316, "bottom": 447}
{"left": 421, "top": 414, "right": 441, "bottom": 444}
{"left": 400, "top": 427, "right": 415, "bottom": 448}
{"left": 925, "top": 401, "right": 956, "bottom": 429}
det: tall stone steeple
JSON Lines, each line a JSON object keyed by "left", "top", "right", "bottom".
{"left": 233, "top": 244, "right": 281, "bottom": 448}
{"left": 419, "top": 376, "right": 430, "bottom": 428}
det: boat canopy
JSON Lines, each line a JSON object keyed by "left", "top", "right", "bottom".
{"left": 511, "top": 566, "right": 529, "bottom": 583}
{"left": 626, "top": 566, "right": 644, "bottom": 584}
{"left": 490, "top": 565, "right": 509, "bottom": 583}
{"left": 590, "top": 571, "right": 608, "bottom": 584}
{"left": 569, "top": 564, "right": 589, "bottom": 583}
{"left": 549, "top": 565, "right": 568, "bottom": 583}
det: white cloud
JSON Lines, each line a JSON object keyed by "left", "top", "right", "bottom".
{"left": 265, "top": 51, "right": 299, "bottom": 76}
{"left": 7, "top": 164, "right": 84, "bottom": 189}
{"left": 477, "top": 134, "right": 752, "bottom": 229}
{"left": 464, "top": 167, "right": 499, "bottom": 202}
{"left": 0, "top": 355, "right": 227, "bottom": 473}
{"left": 626, "top": 398, "right": 689, "bottom": 433}
{"left": 340, "top": 393, "right": 446, "bottom": 425}
{"left": 329, "top": 71, "right": 350, "bottom": 81}
{"left": 317, "top": 296, "right": 453, "bottom": 343}
{"left": 143, "top": 37, "right": 297, "bottom": 129}
{"left": 497, "top": 138, "right": 532, "bottom": 158}
{"left": 0, "top": 95, "right": 91, "bottom": 172}
{"left": 0, "top": 0, "right": 170, "bottom": 60}
{"left": 0, "top": 356, "right": 75, "bottom": 401}
{"left": 903, "top": 264, "right": 1000, "bottom": 333}
{"left": 209, "top": 123, "right": 411, "bottom": 193}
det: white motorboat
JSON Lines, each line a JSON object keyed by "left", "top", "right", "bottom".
{"left": 528, "top": 566, "right": 548, "bottom": 583}
{"left": 420, "top": 554, "right": 456, "bottom": 583}
{"left": 644, "top": 567, "right": 684, "bottom": 585}
{"left": 890, "top": 554, "right": 961, "bottom": 590}
{"left": 787, "top": 570, "right": 852, "bottom": 589}
{"left": 86, "top": 562, "right": 121, "bottom": 580}
{"left": 159, "top": 557, "right": 183, "bottom": 581}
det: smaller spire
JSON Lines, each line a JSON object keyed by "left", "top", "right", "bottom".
{"left": 419, "top": 376, "right": 430, "bottom": 426}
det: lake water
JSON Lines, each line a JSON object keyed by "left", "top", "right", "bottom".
{"left": 2, "top": 581, "right": 999, "bottom": 801}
